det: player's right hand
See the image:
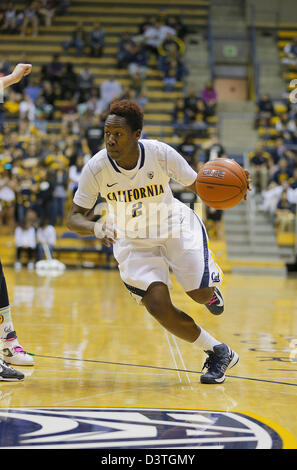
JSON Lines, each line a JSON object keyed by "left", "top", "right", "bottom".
{"left": 11, "top": 63, "right": 32, "bottom": 84}
{"left": 94, "top": 221, "right": 118, "bottom": 247}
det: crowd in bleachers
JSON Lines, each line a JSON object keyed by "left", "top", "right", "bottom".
{"left": 251, "top": 34, "right": 297, "bottom": 234}
{"left": 0, "top": 1, "right": 72, "bottom": 35}
{"left": 0, "top": 4, "right": 223, "bottom": 268}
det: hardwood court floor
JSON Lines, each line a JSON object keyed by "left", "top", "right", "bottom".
{"left": 1, "top": 267, "right": 297, "bottom": 449}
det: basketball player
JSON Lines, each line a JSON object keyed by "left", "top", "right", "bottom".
{"left": 67, "top": 100, "right": 249, "bottom": 384}
{"left": 0, "top": 63, "right": 34, "bottom": 381}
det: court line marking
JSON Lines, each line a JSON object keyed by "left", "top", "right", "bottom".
{"left": 170, "top": 334, "right": 192, "bottom": 387}
{"left": 29, "top": 353, "right": 297, "bottom": 387}
{"left": 165, "top": 332, "right": 182, "bottom": 384}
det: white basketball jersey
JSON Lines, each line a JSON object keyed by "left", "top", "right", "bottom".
{"left": 73, "top": 139, "right": 197, "bottom": 239}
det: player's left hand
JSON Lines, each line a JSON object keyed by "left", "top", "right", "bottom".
{"left": 244, "top": 169, "right": 252, "bottom": 201}
{"left": 11, "top": 63, "right": 32, "bottom": 84}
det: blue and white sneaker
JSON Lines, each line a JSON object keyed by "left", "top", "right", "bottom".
{"left": 200, "top": 343, "right": 239, "bottom": 384}
{"left": 205, "top": 287, "right": 224, "bottom": 315}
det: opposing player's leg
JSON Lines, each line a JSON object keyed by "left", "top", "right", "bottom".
{"left": 0, "top": 260, "right": 34, "bottom": 366}
{"left": 141, "top": 282, "right": 238, "bottom": 384}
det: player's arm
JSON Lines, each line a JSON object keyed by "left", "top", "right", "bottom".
{"left": 67, "top": 202, "right": 117, "bottom": 247}
{"left": 66, "top": 202, "right": 96, "bottom": 237}
{"left": 0, "top": 63, "right": 32, "bottom": 89}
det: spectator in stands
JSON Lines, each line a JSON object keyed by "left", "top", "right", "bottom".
{"left": 0, "top": 54, "right": 10, "bottom": 76}
{"left": 117, "top": 32, "right": 134, "bottom": 69}
{"left": 269, "top": 158, "right": 293, "bottom": 186}
{"left": 0, "top": 162, "right": 17, "bottom": 234}
{"left": 19, "top": 93, "right": 36, "bottom": 122}
{"left": 275, "top": 112, "right": 297, "bottom": 141}
{"left": 63, "top": 135, "right": 80, "bottom": 166}
{"left": 158, "top": 39, "right": 184, "bottom": 77}
{"left": 184, "top": 87, "right": 199, "bottom": 123}
{"left": 0, "top": 2, "right": 17, "bottom": 33}
{"left": 248, "top": 142, "right": 272, "bottom": 193}
{"left": 127, "top": 42, "right": 148, "bottom": 79}
{"left": 268, "top": 137, "right": 289, "bottom": 166}
{"left": 194, "top": 98, "right": 209, "bottom": 136}
{"left": 60, "top": 62, "right": 78, "bottom": 99}
{"left": 202, "top": 134, "right": 226, "bottom": 162}
{"left": 69, "top": 154, "right": 84, "bottom": 196}
{"left": 46, "top": 54, "right": 65, "bottom": 89}
{"left": 84, "top": 114, "right": 104, "bottom": 155}
{"left": 20, "top": 1, "right": 39, "bottom": 37}
{"left": 56, "top": 0, "right": 70, "bottom": 16}
{"left": 100, "top": 74, "right": 122, "bottom": 110}
{"left": 282, "top": 36, "right": 297, "bottom": 70}
{"left": 275, "top": 189, "right": 296, "bottom": 232}
{"left": 138, "top": 15, "right": 154, "bottom": 35}
{"left": 25, "top": 77, "right": 42, "bottom": 103}
{"left": 48, "top": 161, "right": 68, "bottom": 226}
{"left": 165, "top": 15, "right": 188, "bottom": 41}
{"left": 44, "top": 142, "right": 68, "bottom": 169}
{"left": 63, "top": 21, "right": 87, "bottom": 57}
{"left": 78, "top": 63, "right": 94, "bottom": 101}
{"left": 14, "top": 215, "right": 36, "bottom": 271}
{"left": 143, "top": 18, "right": 163, "bottom": 59}
{"left": 201, "top": 81, "right": 217, "bottom": 117}
{"left": 289, "top": 166, "right": 297, "bottom": 189}
{"left": 89, "top": 21, "right": 105, "bottom": 58}
{"left": 79, "top": 86, "right": 106, "bottom": 119}
{"left": 40, "top": 79, "right": 57, "bottom": 107}
{"left": 161, "top": 55, "right": 187, "bottom": 92}
{"left": 177, "top": 133, "right": 199, "bottom": 171}
{"left": 38, "top": 0, "right": 56, "bottom": 27}
{"left": 172, "top": 97, "right": 187, "bottom": 135}
{"left": 254, "top": 93, "right": 275, "bottom": 128}
{"left": 15, "top": 166, "right": 37, "bottom": 223}
{"left": 129, "top": 72, "right": 148, "bottom": 108}
{"left": 34, "top": 167, "right": 54, "bottom": 222}
{"left": 36, "top": 218, "right": 56, "bottom": 260}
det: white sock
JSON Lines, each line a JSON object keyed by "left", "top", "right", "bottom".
{"left": 0, "top": 305, "right": 14, "bottom": 341}
{"left": 194, "top": 327, "right": 221, "bottom": 351}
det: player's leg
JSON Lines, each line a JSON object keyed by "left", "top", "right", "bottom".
{"left": 0, "top": 259, "right": 34, "bottom": 366}
{"left": 187, "top": 285, "right": 224, "bottom": 316}
{"left": 165, "top": 211, "right": 225, "bottom": 315}
{"left": 0, "top": 262, "right": 25, "bottom": 381}
{"left": 142, "top": 282, "right": 238, "bottom": 384}
{"left": 142, "top": 281, "right": 200, "bottom": 342}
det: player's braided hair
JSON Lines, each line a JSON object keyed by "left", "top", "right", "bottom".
{"left": 109, "top": 99, "right": 144, "bottom": 131}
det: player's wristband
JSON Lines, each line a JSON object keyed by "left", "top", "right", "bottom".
{"left": 94, "top": 222, "right": 105, "bottom": 239}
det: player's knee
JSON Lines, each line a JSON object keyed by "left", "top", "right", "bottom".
{"left": 143, "top": 295, "right": 174, "bottom": 325}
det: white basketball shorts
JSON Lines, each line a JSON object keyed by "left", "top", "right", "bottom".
{"left": 113, "top": 210, "right": 223, "bottom": 304}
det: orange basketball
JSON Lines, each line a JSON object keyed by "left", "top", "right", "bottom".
{"left": 195, "top": 158, "right": 248, "bottom": 209}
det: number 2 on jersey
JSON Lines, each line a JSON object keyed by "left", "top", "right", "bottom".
{"left": 132, "top": 202, "right": 143, "bottom": 218}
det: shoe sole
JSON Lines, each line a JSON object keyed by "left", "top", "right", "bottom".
{"left": 200, "top": 350, "right": 239, "bottom": 384}
{"left": 5, "top": 359, "right": 34, "bottom": 366}
{"left": 0, "top": 376, "right": 25, "bottom": 381}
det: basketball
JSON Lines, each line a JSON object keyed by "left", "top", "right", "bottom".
{"left": 195, "top": 158, "right": 248, "bottom": 210}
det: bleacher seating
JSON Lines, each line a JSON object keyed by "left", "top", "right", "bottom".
{"left": 0, "top": 0, "right": 216, "bottom": 267}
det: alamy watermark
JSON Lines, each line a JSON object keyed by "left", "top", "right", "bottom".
{"left": 93, "top": 200, "right": 203, "bottom": 248}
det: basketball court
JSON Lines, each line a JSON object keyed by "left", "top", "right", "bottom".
{"left": 0, "top": 265, "right": 296, "bottom": 450}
